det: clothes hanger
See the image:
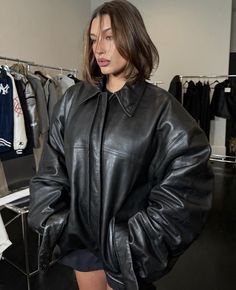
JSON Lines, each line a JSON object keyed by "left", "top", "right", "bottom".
{"left": 209, "top": 79, "right": 219, "bottom": 87}
{"left": 34, "top": 70, "right": 49, "bottom": 80}
{"left": 183, "top": 80, "right": 189, "bottom": 87}
{"left": 57, "top": 67, "right": 64, "bottom": 76}
{"left": 196, "top": 80, "right": 203, "bottom": 85}
{"left": 1, "top": 58, "right": 10, "bottom": 73}
{"left": 34, "top": 66, "right": 52, "bottom": 80}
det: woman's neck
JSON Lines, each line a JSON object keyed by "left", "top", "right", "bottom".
{"left": 106, "top": 75, "right": 126, "bottom": 93}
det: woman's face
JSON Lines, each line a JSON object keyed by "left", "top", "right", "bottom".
{"left": 90, "top": 14, "right": 127, "bottom": 78}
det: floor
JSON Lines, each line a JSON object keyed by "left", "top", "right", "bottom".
{"left": 0, "top": 161, "right": 235, "bottom": 290}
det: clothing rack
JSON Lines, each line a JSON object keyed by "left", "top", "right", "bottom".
{"left": 210, "top": 154, "right": 236, "bottom": 164}
{"left": 0, "top": 55, "right": 78, "bottom": 75}
{"left": 179, "top": 74, "right": 236, "bottom": 165}
{"left": 179, "top": 74, "right": 236, "bottom": 82}
{"left": 179, "top": 74, "right": 236, "bottom": 100}
{"left": 155, "top": 81, "right": 164, "bottom": 85}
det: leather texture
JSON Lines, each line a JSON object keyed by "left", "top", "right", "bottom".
{"left": 28, "top": 80, "right": 213, "bottom": 290}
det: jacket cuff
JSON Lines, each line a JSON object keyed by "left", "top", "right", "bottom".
{"left": 38, "top": 210, "right": 69, "bottom": 271}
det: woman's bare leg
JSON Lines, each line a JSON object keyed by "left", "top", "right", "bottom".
{"left": 75, "top": 270, "right": 110, "bottom": 290}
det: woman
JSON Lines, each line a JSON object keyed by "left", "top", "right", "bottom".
{"left": 28, "top": 1, "right": 213, "bottom": 290}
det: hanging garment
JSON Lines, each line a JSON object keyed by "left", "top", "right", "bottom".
{"left": 225, "top": 79, "right": 236, "bottom": 120}
{"left": 168, "top": 75, "right": 182, "bottom": 103}
{"left": 0, "top": 77, "right": 34, "bottom": 161}
{"left": 183, "top": 80, "right": 201, "bottom": 123}
{"left": 27, "top": 73, "right": 49, "bottom": 134}
{"left": 34, "top": 70, "right": 50, "bottom": 85}
{"left": 210, "top": 79, "right": 236, "bottom": 120}
{"left": 0, "top": 69, "right": 13, "bottom": 153}
{"left": 200, "top": 82, "right": 211, "bottom": 139}
{"left": 0, "top": 213, "right": 12, "bottom": 260}
{"left": 44, "top": 79, "right": 60, "bottom": 123}
{"left": 7, "top": 72, "right": 27, "bottom": 154}
{"left": 12, "top": 72, "right": 40, "bottom": 148}
{"left": 53, "top": 74, "right": 75, "bottom": 97}
{"left": 14, "top": 79, "right": 34, "bottom": 148}
{"left": 0, "top": 160, "right": 9, "bottom": 196}
{"left": 67, "top": 74, "right": 81, "bottom": 83}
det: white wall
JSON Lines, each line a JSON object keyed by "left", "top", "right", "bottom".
{"left": 0, "top": 0, "right": 90, "bottom": 76}
{"left": 91, "top": 0, "right": 232, "bottom": 154}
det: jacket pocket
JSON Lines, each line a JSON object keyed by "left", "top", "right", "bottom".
{"left": 113, "top": 223, "right": 139, "bottom": 290}
{"left": 105, "top": 218, "right": 126, "bottom": 288}
{"left": 107, "top": 217, "right": 120, "bottom": 271}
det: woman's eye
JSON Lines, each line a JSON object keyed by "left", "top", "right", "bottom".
{"left": 106, "top": 35, "right": 113, "bottom": 40}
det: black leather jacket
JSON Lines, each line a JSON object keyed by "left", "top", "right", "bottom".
{"left": 28, "top": 80, "right": 212, "bottom": 290}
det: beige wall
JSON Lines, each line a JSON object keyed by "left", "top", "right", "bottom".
{"left": 0, "top": 0, "right": 90, "bottom": 76}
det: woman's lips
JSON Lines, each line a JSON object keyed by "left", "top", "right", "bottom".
{"left": 97, "top": 59, "right": 110, "bottom": 67}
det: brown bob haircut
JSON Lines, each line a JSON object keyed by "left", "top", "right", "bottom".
{"left": 83, "top": 0, "right": 159, "bottom": 85}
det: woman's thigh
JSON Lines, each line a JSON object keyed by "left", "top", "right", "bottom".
{"left": 75, "top": 270, "right": 112, "bottom": 290}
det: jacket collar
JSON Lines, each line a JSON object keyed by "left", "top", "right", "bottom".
{"left": 78, "top": 78, "right": 147, "bottom": 117}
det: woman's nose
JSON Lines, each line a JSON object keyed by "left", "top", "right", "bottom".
{"left": 95, "top": 39, "right": 105, "bottom": 54}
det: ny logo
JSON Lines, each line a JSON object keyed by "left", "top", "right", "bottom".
{"left": 0, "top": 83, "right": 10, "bottom": 95}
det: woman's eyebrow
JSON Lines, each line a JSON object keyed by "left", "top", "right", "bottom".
{"left": 90, "top": 27, "right": 112, "bottom": 37}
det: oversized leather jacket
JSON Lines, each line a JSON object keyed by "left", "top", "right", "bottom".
{"left": 28, "top": 80, "right": 213, "bottom": 290}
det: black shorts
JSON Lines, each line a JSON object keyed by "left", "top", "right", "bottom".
{"left": 59, "top": 249, "right": 156, "bottom": 290}
{"left": 59, "top": 249, "right": 123, "bottom": 289}
{"left": 59, "top": 249, "right": 103, "bottom": 272}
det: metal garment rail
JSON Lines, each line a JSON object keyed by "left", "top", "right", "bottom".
{"left": 0, "top": 55, "right": 78, "bottom": 74}
{"left": 179, "top": 74, "right": 236, "bottom": 81}
{"left": 179, "top": 74, "right": 236, "bottom": 165}
{"left": 210, "top": 154, "right": 236, "bottom": 164}
{"left": 179, "top": 73, "right": 236, "bottom": 103}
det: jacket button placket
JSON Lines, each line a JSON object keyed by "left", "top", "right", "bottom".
{"left": 88, "top": 93, "right": 108, "bottom": 242}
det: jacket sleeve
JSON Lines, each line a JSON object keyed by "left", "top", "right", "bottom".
{"left": 28, "top": 89, "right": 74, "bottom": 270}
{"left": 113, "top": 98, "right": 213, "bottom": 284}
{"left": 28, "top": 89, "right": 72, "bottom": 236}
